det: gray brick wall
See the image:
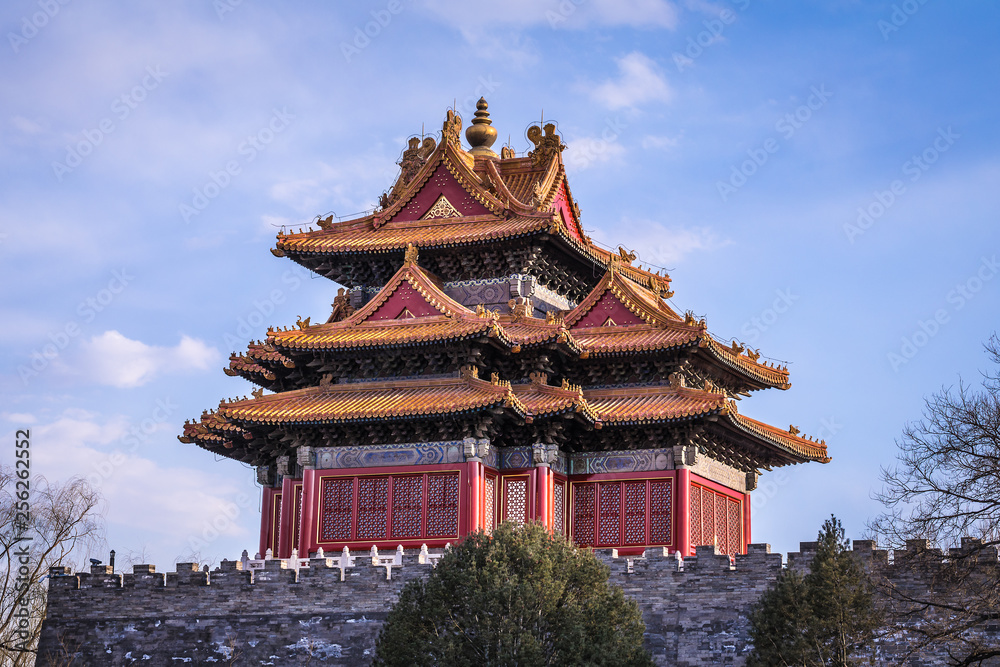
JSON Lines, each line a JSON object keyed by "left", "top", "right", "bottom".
{"left": 37, "top": 542, "right": 1000, "bottom": 666}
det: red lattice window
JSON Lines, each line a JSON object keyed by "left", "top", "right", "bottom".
{"left": 597, "top": 483, "right": 621, "bottom": 546}
{"left": 572, "top": 483, "right": 596, "bottom": 545}
{"left": 391, "top": 475, "right": 423, "bottom": 539}
{"left": 649, "top": 480, "right": 672, "bottom": 544}
{"left": 689, "top": 483, "right": 742, "bottom": 555}
{"left": 320, "top": 478, "right": 353, "bottom": 542}
{"left": 317, "top": 471, "right": 462, "bottom": 545}
{"left": 623, "top": 482, "right": 647, "bottom": 545}
{"left": 357, "top": 477, "right": 389, "bottom": 540}
{"left": 426, "top": 473, "right": 459, "bottom": 537}
{"left": 553, "top": 481, "right": 566, "bottom": 536}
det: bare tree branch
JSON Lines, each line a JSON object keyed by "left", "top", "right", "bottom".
{"left": 868, "top": 334, "right": 1000, "bottom": 665}
{"left": 0, "top": 467, "right": 105, "bottom": 666}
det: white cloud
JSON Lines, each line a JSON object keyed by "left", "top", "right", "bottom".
{"left": 642, "top": 134, "right": 681, "bottom": 150}
{"left": 11, "top": 116, "right": 44, "bottom": 135}
{"left": 24, "top": 411, "right": 253, "bottom": 545}
{"left": 564, "top": 136, "right": 628, "bottom": 171}
{"left": 77, "top": 331, "right": 219, "bottom": 388}
{"left": 594, "top": 220, "right": 731, "bottom": 266}
{"left": 588, "top": 52, "right": 673, "bottom": 110}
{"left": 2, "top": 412, "right": 37, "bottom": 424}
{"left": 269, "top": 156, "right": 399, "bottom": 217}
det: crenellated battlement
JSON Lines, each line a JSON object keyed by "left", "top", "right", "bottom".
{"left": 38, "top": 540, "right": 1000, "bottom": 666}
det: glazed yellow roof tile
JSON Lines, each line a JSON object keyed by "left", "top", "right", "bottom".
{"left": 727, "top": 413, "right": 830, "bottom": 463}
{"left": 511, "top": 381, "right": 599, "bottom": 422}
{"left": 583, "top": 385, "right": 726, "bottom": 424}
{"left": 497, "top": 165, "right": 542, "bottom": 203}
{"left": 269, "top": 261, "right": 505, "bottom": 350}
{"left": 565, "top": 268, "right": 681, "bottom": 329}
{"left": 271, "top": 316, "right": 577, "bottom": 353}
{"left": 273, "top": 317, "right": 494, "bottom": 350}
{"left": 703, "top": 337, "right": 791, "bottom": 389}
{"left": 277, "top": 215, "right": 553, "bottom": 254}
{"left": 562, "top": 267, "right": 790, "bottom": 389}
{"left": 265, "top": 261, "right": 584, "bottom": 353}
{"left": 225, "top": 354, "right": 276, "bottom": 381}
{"left": 246, "top": 343, "right": 294, "bottom": 367}
{"left": 572, "top": 324, "right": 702, "bottom": 356}
{"left": 496, "top": 317, "right": 577, "bottom": 349}
{"left": 219, "top": 375, "right": 525, "bottom": 425}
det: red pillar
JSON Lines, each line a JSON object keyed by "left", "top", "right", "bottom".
{"left": 743, "top": 491, "right": 752, "bottom": 552}
{"left": 675, "top": 469, "right": 691, "bottom": 557}
{"left": 259, "top": 486, "right": 280, "bottom": 559}
{"left": 548, "top": 473, "right": 555, "bottom": 529}
{"left": 277, "top": 476, "right": 297, "bottom": 559}
{"left": 298, "top": 469, "right": 317, "bottom": 557}
{"left": 468, "top": 459, "right": 482, "bottom": 534}
{"left": 535, "top": 465, "right": 551, "bottom": 530}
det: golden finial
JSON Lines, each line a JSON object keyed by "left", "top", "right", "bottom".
{"left": 466, "top": 97, "right": 498, "bottom": 158}
{"left": 789, "top": 425, "right": 800, "bottom": 435}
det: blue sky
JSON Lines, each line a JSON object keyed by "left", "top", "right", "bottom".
{"left": 2, "top": 0, "right": 998, "bottom": 568}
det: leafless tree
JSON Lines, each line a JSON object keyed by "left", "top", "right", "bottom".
{"left": 0, "top": 467, "right": 104, "bottom": 666}
{"left": 870, "top": 335, "right": 1000, "bottom": 665}
{"left": 117, "top": 544, "right": 154, "bottom": 572}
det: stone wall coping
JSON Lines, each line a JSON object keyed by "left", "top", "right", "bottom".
{"left": 46, "top": 539, "right": 998, "bottom": 593}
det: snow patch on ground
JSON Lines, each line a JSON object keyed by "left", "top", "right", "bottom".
{"left": 284, "top": 637, "right": 343, "bottom": 659}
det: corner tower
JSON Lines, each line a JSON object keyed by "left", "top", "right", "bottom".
{"left": 180, "top": 100, "right": 829, "bottom": 559}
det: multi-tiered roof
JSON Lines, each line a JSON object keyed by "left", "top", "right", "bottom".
{"left": 181, "top": 100, "right": 828, "bottom": 479}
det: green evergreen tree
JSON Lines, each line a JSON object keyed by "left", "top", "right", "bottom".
{"left": 747, "top": 568, "right": 814, "bottom": 666}
{"left": 373, "top": 522, "right": 653, "bottom": 667}
{"left": 748, "top": 516, "right": 881, "bottom": 666}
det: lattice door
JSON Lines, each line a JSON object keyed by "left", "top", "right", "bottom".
{"left": 553, "top": 480, "right": 566, "bottom": 535}
{"left": 484, "top": 475, "right": 497, "bottom": 534}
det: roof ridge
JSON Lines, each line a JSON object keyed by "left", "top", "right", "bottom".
{"left": 565, "top": 269, "right": 677, "bottom": 329}
{"left": 726, "top": 412, "right": 831, "bottom": 463}
{"left": 342, "top": 257, "right": 476, "bottom": 326}
{"left": 376, "top": 140, "right": 506, "bottom": 227}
